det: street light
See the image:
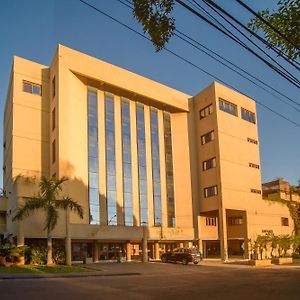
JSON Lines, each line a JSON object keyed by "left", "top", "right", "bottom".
{"left": 108, "top": 214, "right": 117, "bottom": 225}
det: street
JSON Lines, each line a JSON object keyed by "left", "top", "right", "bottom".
{"left": 1, "top": 262, "right": 300, "bottom": 299}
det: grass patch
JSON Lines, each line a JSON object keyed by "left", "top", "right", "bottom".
{"left": 0, "top": 265, "right": 91, "bottom": 274}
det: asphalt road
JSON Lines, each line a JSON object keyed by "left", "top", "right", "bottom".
{"left": 1, "top": 262, "right": 300, "bottom": 300}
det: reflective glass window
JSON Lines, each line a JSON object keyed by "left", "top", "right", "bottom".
{"left": 105, "top": 93, "right": 117, "bottom": 225}
{"left": 163, "top": 112, "right": 175, "bottom": 227}
{"left": 136, "top": 103, "right": 148, "bottom": 225}
{"left": 122, "top": 99, "right": 133, "bottom": 226}
{"left": 151, "top": 109, "right": 162, "bottom": 226}
{"left": 88, "top": 89, "right": 100, "bottom": 224}
{"left": 219, "top": 98, "right": 237, "bottom": 116}
{"left": 241, "top": 107, "right": 256, "bottom": 124}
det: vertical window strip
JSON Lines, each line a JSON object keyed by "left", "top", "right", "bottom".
{"left": 136, "top": 103, "right": 148, "bottom": 225}
{"left": 88, "top": 89, "right": 100, "bottom": 224}
{"left": 151, "top": 109, "right": 162, "bottom": 226}
{"left": 52, "top": 108, "right": 55, "bottom": 131}
{"left": 52, "top": 140, "right": 56, "bottom": 164}
{"left": 163, "top": 112, "right": 175, "bottom": 228}
{"left": 105, "top": 93, "right": 117, "bottom": 225}
{"left": 121, "top": 98, "right": 133, "bottom": 226}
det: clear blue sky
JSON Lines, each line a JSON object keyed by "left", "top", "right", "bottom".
{"left": 0, "top": 0, "right": 299, "bottom": 187}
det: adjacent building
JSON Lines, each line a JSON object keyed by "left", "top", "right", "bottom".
{"left": 1, "top": 45, "right": 294, "bottom": 262}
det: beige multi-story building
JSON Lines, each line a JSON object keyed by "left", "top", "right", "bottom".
{"left": 263, "top": 179, "right": 300, "bottom": 203}
{"left": 1, "top": 45, "right": 294, "bottom": 263}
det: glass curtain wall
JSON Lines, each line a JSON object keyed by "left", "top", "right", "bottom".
{"left": 121, "top": 98, "right": 133, "bottom": 226}
{"left": 150, "top": 108, "right": 162, "bottom": 226}
{"left": 105, "top": 93, "right": 117, "bottom": 225}
{"left": 88, "top": 89, "right": 100, "bottom": 224}
{"left": 136, "top": 103, "right": 148, "bottom": 225}
{"left": 163, "top": 112, "right": 175, "bottom": 227}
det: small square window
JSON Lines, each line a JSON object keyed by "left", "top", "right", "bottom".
{"left": 281, "top": 217, "right": 289, "bottom": 226}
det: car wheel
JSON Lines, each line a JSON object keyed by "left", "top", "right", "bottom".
{"left": 162, "top": 256, "right": 168, "bottom": 263}
{"left": 182, "top": 258, "right": 188, "bottom": 265}
{"left": 193, "top": 261, "right": 199, "bottom": 265}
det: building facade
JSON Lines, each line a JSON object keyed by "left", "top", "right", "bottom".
{"left": 1, "top": 45, "right": 294, "bottom": 262}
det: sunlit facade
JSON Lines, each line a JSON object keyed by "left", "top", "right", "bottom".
{"left": 2, "top": 45, "right": 294, "bottom": 263}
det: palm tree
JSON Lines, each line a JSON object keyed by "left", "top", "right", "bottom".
{"left": 13, "top": 176, "right": 83, "bottom": 265}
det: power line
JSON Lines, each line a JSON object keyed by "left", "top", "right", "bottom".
{"left": 186, "top": 0, "right": 240, "bottom": 42}
{"left": 174, "top": 30, "right": 300, "bottom": 112}
{"left": 78, "top": 0, "right": 300, "bottom": 128}
{"left": 199, "top": 0, "right": 300, "bottom": 73}
{"left": 175, "top": 0, "right": 300, "bottom": 88}
{"left": 235, "top": 0, "right": 300, "bottom": 52}
{"left": 122, "top": 0, "right": 300, "bottom": 111}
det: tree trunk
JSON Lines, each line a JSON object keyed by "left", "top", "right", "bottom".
{"left": 47, "top": 229, "right": 53, "bottom": 266}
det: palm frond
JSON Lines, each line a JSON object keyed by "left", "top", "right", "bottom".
{"left": 39, "top": 177, "right": 54, "bottom": 200}
{"left": 44, "top": 205, "right": 58, "bottom": 232}
{"left": 12, "top": 197, "right": 47, "bottom": 221}
{"left": 40, "top": 176, "right": 69, "bottom": 200}
{"left": 53, "top": 196, "right": 84, "bottom": 219}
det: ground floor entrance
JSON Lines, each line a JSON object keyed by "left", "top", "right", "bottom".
{"left": 203, "top": 240, "right": 221, "bottom": 258}
{"left": 228, "top": 239, "right": 245, "bottom": 259}
{"left": 71, "top": 240, "right": 193, "bottom": 262}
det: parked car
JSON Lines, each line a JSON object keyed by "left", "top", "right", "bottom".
{"left": 161, "top": 248, "right": 202, "bottom": 265}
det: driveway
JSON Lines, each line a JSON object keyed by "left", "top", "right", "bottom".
{"left": 1, "top": 261, "right": 300, "bottom": 299}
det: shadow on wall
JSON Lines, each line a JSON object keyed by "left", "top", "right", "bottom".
{"left": 11, "top": 160, "right": 148, "bottom": 242}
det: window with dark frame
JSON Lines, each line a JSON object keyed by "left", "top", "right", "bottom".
{"left": 241, "top": 107, "right": 256, "bottom": 124}
{"left": 219, "top": 98, "right": 237, "bottom": 116}
{"left": 247, "top": 137, "right": 258, "bottom": 144}
{"left": 203, "top": 157, "right": 216, "bottom": 171}
{"left": 201, "top": 130, "right": 215, "bottom": 145}
{"left": 249, "top": 162, "right": 260, "bottom": 169}
{"left": 22, "top": 80, "right": 42, "bottom": 95}
{"left": 204, "top": 185, "right": 218, "bottom": 198}
{"left": 250, "top": 188, "right": 261, "bottom": 194}
{"left": 199, "top": 104, "right": 213, "bottom": 119}
{"left": 228, "top": 216, "right": 243, "bottom": 225}
{"left": 206, "top": 217, "right": 217, "bottom": 226}
{"left": 281, "top": 217, "right": 289, "bottom": 226}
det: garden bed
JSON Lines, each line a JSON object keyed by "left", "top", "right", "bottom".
{"left": 271, "top": 257, "right": 293, "bottom": 265}
{"left": 0, "top": 265, "right": 92, "bottom": 274}
{"left": 249, "top": 259, "right": 272, "bottom": 266}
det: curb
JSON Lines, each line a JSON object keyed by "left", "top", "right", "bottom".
{"left": 0, "top": 272, "right": 141, "bottom": 280}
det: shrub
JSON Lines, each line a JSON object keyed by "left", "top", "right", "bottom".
{"left": 292, "top": 252, "right": 300, "bottom": 259}
{"left": 0, "top": 243, "right": 26, "bottom": 265}
{"left": 25, "top": 240, "right": 66, "bottom": 265}
{"left": 52, "top": 243, "right": 66, "bottom": 265}
{"left": 26, "top": 244, "right": 47, "bottom": 265}
{"left": 278, "top": 235, "right": 293, "bottom": 257}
